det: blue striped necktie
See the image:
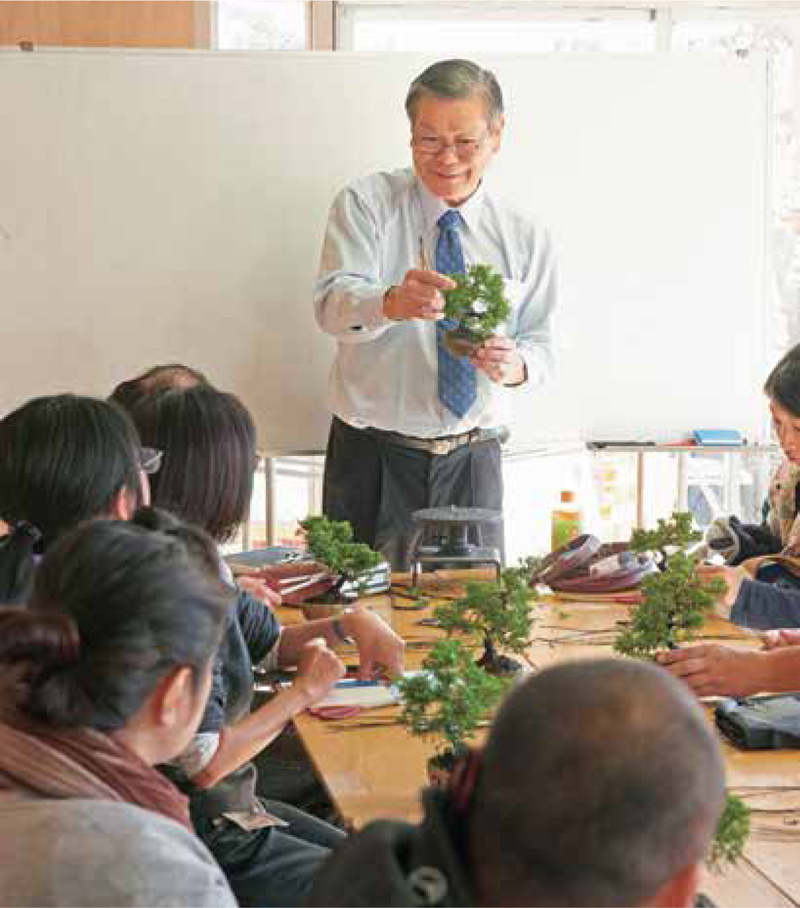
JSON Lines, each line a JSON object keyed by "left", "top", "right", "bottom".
{"left": 435, "top": 210, "right": 477, "bottom": 418}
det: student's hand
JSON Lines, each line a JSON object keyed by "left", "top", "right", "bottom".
{"left": 657, "top": 644, "right": 766, "bottom": 698}
{"left": 238, "top": 577, "right": 282, "bottom": 610}
{"left": 762, "top": 628, "right": 800, "bottom": 650}
{"left": 343, "top": 610, "right": 406, "bottom": 680}
{"left": 384, "top": 269, "right": 455, "bottom": 321}
{"left": 470, "top": 336, "right": 526, "bottom": 385}
{"left": 294, "top": 638, "right": 345, "bottom": 705}
{"left": 696, "top": 564, "right": 748, "bottom": 618}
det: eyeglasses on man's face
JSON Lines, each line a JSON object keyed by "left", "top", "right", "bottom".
{"left": 139, "top": 447, "right": 163, "bottom": 475}
{"left": 411, "top": 129, "right": 491, "bottom": 160}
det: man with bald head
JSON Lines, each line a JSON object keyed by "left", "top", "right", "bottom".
{"left": 310, "top": 658, "right": 725, "bottom": 907}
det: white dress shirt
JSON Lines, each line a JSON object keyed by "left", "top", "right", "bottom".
{"left": 314, "top": 168, "right": 556, "bottom": 439}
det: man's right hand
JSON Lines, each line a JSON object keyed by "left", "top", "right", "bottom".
{"left": 294, "top": 638, "right": 345, "bottom": 705}
{"left": 384, "top": 269, "right": 455, "bottom": 321}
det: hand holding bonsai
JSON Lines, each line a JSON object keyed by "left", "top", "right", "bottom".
{"left": 657, "top": 644, "right": 769, "bottom": 699}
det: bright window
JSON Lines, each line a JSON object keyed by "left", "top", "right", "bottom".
{"left": 337, "top": 4, "right": 654, "bottom": 53}
{"left": 216, "top": 0, "right": 306, "bottom": 50}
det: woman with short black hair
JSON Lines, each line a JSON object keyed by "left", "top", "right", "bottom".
{"left": 0, "top": 513, "right": 236, "bottom": 907}
{"left": 0, "top": 394, "right": 151, "bottom": 604}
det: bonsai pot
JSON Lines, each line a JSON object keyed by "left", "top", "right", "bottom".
{"left": 426, "top": 747, "right": 465, "bottom": 788}
{"left": 300, "top": 587, "right": 358, "bottom": 621}
{"left": 442, "top": 328, "right": 482, "bottom": 359}
{"left": 476, "top": 650, "right": 524, "bottom": 677}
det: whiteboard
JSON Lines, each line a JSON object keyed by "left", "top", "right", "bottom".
{"left": 0, "top": 50, "right": 768, "bottom": 452}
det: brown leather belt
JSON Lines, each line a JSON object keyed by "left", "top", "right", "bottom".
{"left": 366, "top": 425, "right": 508, "bottom": 457}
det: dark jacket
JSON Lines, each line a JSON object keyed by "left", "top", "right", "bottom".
{"left": 729, "top": 481, "right": 800, "bottom": 565}
{"left": 308, "top": 789, "right": 475, "bottom": 907}
{"left": 732, "top": 578, "right": 800, "bottom": 630}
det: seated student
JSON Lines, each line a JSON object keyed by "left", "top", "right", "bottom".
{"left": 698, "top": 344, "right": 800, "bottom": 628}
{"left": 0, "top": 515, "right": 236, "bottom": 907}
{"left": 111, "top": 363, "right": 279, "bottom": 608}
{"left": 128, "top": 384, "right": 406, "bottom": 908}
{"left": 0, "top": 394, "right": 152, "bottom": 604}
{"left": 309, "top": 658, "right": 725, "bottom": 908}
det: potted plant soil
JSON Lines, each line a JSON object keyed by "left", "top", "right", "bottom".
{"left": 441, "top": 264, "right": 511, "bottom": 358}
{"left": 298, "top": 515, "right": 382, "bottom": 618}
{"left": 433, "top": 566, "right": 539, "bottom": 676}
{"left": 614, "top": 513, "right": 750, "bottom": 866}
{"left": 398, "top": 639, "right": 509, "bottom": 786}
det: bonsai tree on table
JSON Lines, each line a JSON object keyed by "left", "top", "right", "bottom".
{"left": 433, "top": 566, "right": 539, "bottom": 675}
{"left": 630, "top": 511, "right": 700, "bottom": 569}
{"left": 441, "top": 264, "right": 511, "bottom": 358}
{"left": 299, "top": 515, "right": 381, "bottom": 602}
{"left": 614, "top": 512, "right": 749, "bottom": 868}
{"left": 398, "top": 639, "right": 508, "bottom": 785}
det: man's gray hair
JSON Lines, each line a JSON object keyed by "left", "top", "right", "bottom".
{"left": 469, "top": 658, "right": 726, "bottom": 907}
{"left": 405, "top": 59, "right": 504, "bottom": 125}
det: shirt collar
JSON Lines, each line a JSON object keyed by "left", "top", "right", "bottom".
{"left": 414, "top": 172, "right": 486, "bottom": 236}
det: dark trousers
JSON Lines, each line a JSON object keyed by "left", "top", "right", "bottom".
{"left": 196, "top": 798, "right": 345, "bottom": 907}
{"left": 322, "top": 417, "right": 504, "bottom": 571}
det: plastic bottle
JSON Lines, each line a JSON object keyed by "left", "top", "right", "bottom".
{"left": 551, "top": 490, "right": 583, "bottom": 551}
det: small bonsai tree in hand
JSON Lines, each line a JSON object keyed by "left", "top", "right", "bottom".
{"left": 299, "top": 515, "right": 381, "bottom": 601}
{"left": 398, "top": 639, "right": 508, "bottom": 783}
{"left": 434, "top": 566, "right": 538, "bottom": 675}
{"left": 614, "top": 551, "right": 725, "bottom": 658}
{"left": 615, "top": 513, "right": 749, "bottom": 865}
{"left": 442, "top": 264, "right": 511, "bottom": 357}
{"left": 615, "top": 513, "right": 725, "bottom": 658}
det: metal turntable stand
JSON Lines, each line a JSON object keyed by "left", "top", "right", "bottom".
{"left": 409, "top": 505, "right": 503, "bottom": 587}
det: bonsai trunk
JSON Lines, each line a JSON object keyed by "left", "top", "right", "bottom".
{"left": 476, "top": 635, "right": 523, "bottom": 677}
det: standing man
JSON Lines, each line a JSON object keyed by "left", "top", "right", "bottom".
{"left": 314, "top": 59, "right": 556, "bottom": 570}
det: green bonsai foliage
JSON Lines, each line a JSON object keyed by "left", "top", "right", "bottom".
{"left": 708, "top": 793, "right": 750, "bottom": 871}
{"left": 614, "top": 552, "right": 725, "bottom": 657}
{"left": 398, "top": 639, "right": 508, "bottom": 758}
{"left": 443, "top": 264, "right": 511, "bottom": 341}
{"left": 618, "top": 512, "right": 724, "bottom": 657}
{"left": 434, "top": 567, "right": 538, "bottom": 674}
{"left": 630, "top": 511, "right": 700, "bottom": 567}
{"left": 299, "top": 515, "right": 381, "bottom": 597}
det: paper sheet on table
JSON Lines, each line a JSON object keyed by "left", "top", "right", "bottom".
{"left": 314, "top": 672, "right": 431, "bottom": 709}
{"left": 315, "top": 681, "right": 399, "bottom": 709}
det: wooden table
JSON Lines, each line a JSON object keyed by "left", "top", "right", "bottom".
{"left": 279, "top": 574, "right": 800, "bottom": 906}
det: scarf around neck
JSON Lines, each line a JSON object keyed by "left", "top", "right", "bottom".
{"left": 768, "top": 459, "right": 800, "bottom": 556}
{"left": 0, "top": 718, "right": 191, "bottom": 831}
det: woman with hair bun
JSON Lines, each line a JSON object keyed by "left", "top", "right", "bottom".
{"left": 0, "top": 512, "right": 236, "bottom": 907}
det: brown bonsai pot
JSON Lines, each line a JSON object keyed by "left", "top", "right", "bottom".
{"left": 442, "top": 328, "right": 482, "bottom": 359}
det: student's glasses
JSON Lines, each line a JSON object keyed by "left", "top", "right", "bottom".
{"left": 139, "top": 447, "right": 163, "bottom": 475}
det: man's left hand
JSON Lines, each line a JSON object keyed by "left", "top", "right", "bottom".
{"left": 470, "top": 336, "right": 526, "bottom": 385}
